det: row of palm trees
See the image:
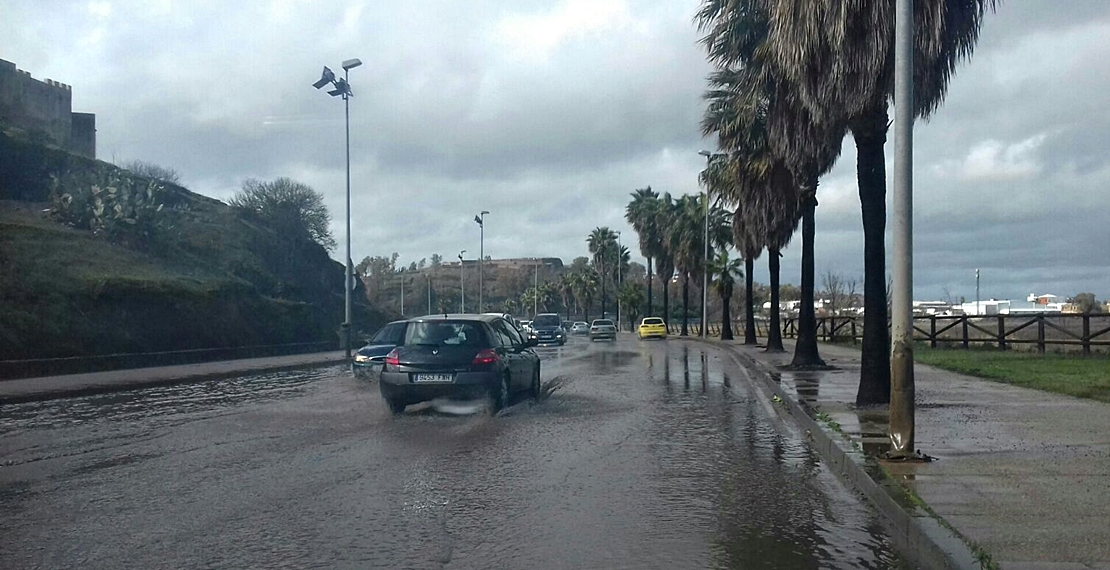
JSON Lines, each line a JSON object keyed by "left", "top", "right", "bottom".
{"left": 625, "top": 187, "right": 733, "bottom": 337}
{"left": 685, "top": 0, "right": 994, "bottom": 405}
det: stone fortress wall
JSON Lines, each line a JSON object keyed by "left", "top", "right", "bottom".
{"left": 0, "top": 58, "right": 96, "bottom": 158}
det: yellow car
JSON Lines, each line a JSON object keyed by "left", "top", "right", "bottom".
{"left": 636, "top": 317, "right": 668, "bottom": 340}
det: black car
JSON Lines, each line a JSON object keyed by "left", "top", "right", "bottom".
{"left": 529, "top": 313, "right": 566, "bottom": 345}
{"left": 379, "top": 314, "right": 541, "bottom": 415}
{"left": 351, "top": 320, "right": 408, "bottom": 379}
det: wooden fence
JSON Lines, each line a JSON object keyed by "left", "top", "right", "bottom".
{"left": 780, "top": 314, "right": 1110, "bottom": 355}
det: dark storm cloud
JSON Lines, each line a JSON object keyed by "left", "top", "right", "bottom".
{"left": 1, "top": 0, "right": 1106, "bottom": 302}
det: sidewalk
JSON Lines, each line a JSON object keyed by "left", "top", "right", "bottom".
{"left": 0, "top": 351, "right": 348, "bottom": 405}
{"left": 716, "top": 338, "right": 1110, "bottom": 570}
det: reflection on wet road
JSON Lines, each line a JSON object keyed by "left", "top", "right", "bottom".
{"left": 1, "top": 338, "right": 908, "bottom": 569}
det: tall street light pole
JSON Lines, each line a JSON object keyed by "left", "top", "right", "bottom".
{"left": 534, "top": 258, "right": 539, "bottom": 318}
{"left": 889, "top": 0, "right": 918, "bottom": 459}
{"left": 458, "top": 250, "right": 466, "bottom": 312}
{"left": 427, "top": 274, "right": 432, "bottom": 315}
{"left": 475, "top": 211, "right": 489, "bottom": 312}
{"left": 699, "top": 150, "right": 713, "bottom": 338}
{"left": 312, "top": 57, "right": 361, "bottom": 358}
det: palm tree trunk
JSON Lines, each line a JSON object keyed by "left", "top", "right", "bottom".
{"left": 585, "top": 294, "right": 591, "bottom": 324}
{"left": 662, "top": 277, "right": 671, "bottom": 333}
{"left": 720, "top": 283, "right": 734, "bottom": 340}
{"left": 681, "top": 274, "right": 690, "bottom": 336}
{"left": 852, "top": 101, "right": 892, "bottom": 406}
{"left": 646, "top": 257, "right": 653, "bottom": 318}
{"left": 600, "top": 268, "right": 607, "bottom": 319}
{"left": 791, "top": 192, "right": 825, "bottom": 367}
{"left": 744, "top": 257, "right": 756, "bottom": 345}
{"left": 766, "top": 251, "right": 784, "bottom": 352}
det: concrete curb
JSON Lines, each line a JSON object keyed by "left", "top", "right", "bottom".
{"left": 694, "top": 338, "right": 982, "bottom": 570}
{"left": 0, "top": 356, "right": 349, "bottom": 405}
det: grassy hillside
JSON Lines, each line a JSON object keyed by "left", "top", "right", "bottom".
{"left": 0, "top": 129, "right": 386, "bottom": 361}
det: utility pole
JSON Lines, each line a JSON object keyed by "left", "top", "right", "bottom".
{"left": 889, "top": 0, "right": 917, "bottom": 459}
{"left": 534, "top": 259, "right": 539, "bottom": 317}
{"left": 458, "top": 250, "right": 466, "bottom": 313}
{"left": 400, "top": 272, "right": 405, "bottom": 316}
{"left": 427, "top": 274, "right": 432, "bottom": 315}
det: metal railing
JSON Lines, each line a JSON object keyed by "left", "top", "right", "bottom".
{"left": 780, "top": 314, "right": 1110, "bottom": 355}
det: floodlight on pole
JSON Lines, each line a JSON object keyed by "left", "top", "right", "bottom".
{"left": 313, "top": 57, "right": 361, "bottom": 359}
{"left": 699, "top": 150, "right": 713, "bottom": 338}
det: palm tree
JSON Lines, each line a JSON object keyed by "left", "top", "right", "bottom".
{"left": 754, "top": 0, "right": 994, "bottom": 403}
{"left": 732, "top": 205, "right": 763, "bottom": 344}
{"left": 697, "top": 5, "right": 845, "bottom": 367}
{"left": 587, "top": 227, "right": 619, "bottom": 319}
{"left": 571, "top": 269, "right": 599, "bottom": 323}
{"left": 668, "top": 195, "right": 729, "bottom": 337}
{"left": 708, "top": 250, "right": 743, "bottom": 340}
{"left": 656, "top": 193, "right": 677, "bottom": 331}
{"left": 558, "top": 273, "right": 576, "bottom": 320}
{"left": 626, "top": 187, "right": 662, "bottom": 317}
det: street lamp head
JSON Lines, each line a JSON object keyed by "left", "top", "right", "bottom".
{"left": 342, "top": 58, "right": 363, "bottom": 70}
{"left": 481, "top": 210, "right": 489, "bottom": 215}
{"left": 698, "top": 150, "right": 713, "bottom": 158}
{"left": 312, "top": 66, "right": 335, "bottom": 89}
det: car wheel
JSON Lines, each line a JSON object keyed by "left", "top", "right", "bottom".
{"left": 489, "top": 374, "right": 510, "bottom": 413}
{"left": 384, "top": 396, "right": 406, "bottom": 415}
{"left": 530, "top": 366, "right": 542, "bottom": 401}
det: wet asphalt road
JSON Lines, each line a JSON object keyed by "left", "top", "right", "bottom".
{"left": 1, "top": 336, "right": 909, "bottom": 569}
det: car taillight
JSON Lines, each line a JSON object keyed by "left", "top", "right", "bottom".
{"left": 384, "top": 348, "right": 400, "bottom": 367}
{"left": 472, "top": 349, "right": 499, "bottom": 365}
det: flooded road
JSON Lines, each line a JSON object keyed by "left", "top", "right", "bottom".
{"left": 1, "top": 337, "right": 909, "bottom": 569}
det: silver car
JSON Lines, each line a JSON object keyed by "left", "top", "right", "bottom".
{"left": 589, "top": 319, "right": 617, "bottom": 341}
{"left": 570, "top": 321, "right": 589, "bottom": 335}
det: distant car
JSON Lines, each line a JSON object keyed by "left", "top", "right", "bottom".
{"left": 636, "top": 317, "right": 667, "bottom": 340}
{"left": 379, "top": 314, "right": 541, "bottom": 415}
{"left": 570, "top": 321, "right": 589, "bottom": 335}
{"left": 352, "top": 320, "right": 408, "bottom": 379}
{"left": 530, "top": 313, "right": 566, "bottom": 345}
{"left": 484, "top": 312, "right": 528, "bottom": 337}
{"left": 589, "top": 319, "right": 617, "bottom": 341}
{"left": 519, "top": 320, "right": 532, "bottom": 335}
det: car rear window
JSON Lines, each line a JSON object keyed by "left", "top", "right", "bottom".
{"left": 405, "top": 321, "right": 487, "bottom": 347}
{"left": 532, "top": 314, "right": 561, "bottom": 327}
{"left": 642, "top": 318, "right": 664, "bottom": 325}
{"left": 593, "top": 320, "right": 613, "bottom": 326}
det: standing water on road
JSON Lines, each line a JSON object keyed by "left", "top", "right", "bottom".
{"left": 1, "top": 339, "right": 908, "bottom": 569}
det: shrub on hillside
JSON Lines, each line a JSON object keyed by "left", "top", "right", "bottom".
{"left": 48, "top": 167, "right": 177, "bottom": 241}
{"left": 229, "top": 178, "right": 336, "bottom": 251}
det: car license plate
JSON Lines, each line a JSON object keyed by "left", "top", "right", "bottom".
{"left": 413, "top": 373, "right": 453, "bottom": 383}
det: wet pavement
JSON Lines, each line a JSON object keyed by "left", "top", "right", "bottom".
{"left": 1, "top": 337, "right": 911, "bottom": 569}
{"left": 741, "top": 339, "right": 1110, "bottom": 570}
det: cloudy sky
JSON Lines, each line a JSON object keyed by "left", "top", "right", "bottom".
{"left": 3, "top": 0, "right": 1108, "bottom": 302}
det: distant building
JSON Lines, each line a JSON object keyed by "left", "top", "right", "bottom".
{"left": 0, "top": 58, "right": 96, "bottom": 158}
{"left": 447, "top": 257, "right": 564, "bottom": 270}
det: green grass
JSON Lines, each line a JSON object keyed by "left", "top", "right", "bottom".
{"left": 915, "top": 345, "right": 1110, "bottom": 403}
